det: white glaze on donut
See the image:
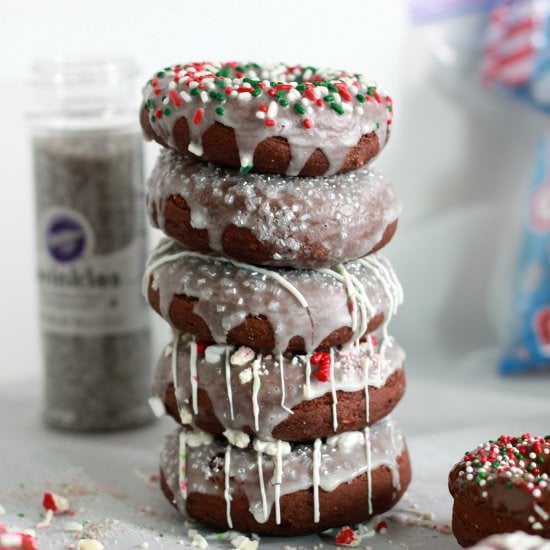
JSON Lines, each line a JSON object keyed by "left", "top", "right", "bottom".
{"left": 146, "top": 150, "right": 401, "bottom": 267}
{"left": 154, "top": 336, "right": 405, "bottom": 440}
{"left": 144, "top": 239, "right": 403, "bottom": 353}
{"left": 160, "top": 416, "right": 405, "bottom": 525}
{"left": 142, "top": 62, "right": 392, "bottom": 176}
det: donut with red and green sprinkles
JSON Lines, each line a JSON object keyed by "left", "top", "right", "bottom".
{"left": 449, "top": 433, "right": 550, "bottom": 547}
{"left": 140, "top": 62, "right": 393, "bottom": 176}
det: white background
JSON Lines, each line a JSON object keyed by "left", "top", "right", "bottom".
{"left": 0, "top": 0, "right": 545, "bottom": 381}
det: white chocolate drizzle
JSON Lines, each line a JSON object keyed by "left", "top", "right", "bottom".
{"left": 364, "top": 426, "right": 373, "bottom": 515}
{"left": 189, "top": 340, "right": 198, "bottom": 414}
{"left": 225, "top": 346, "right": 235, "bottom": 421}
{"left": 251, "top": 355, "right": 262, "bottom": 431}
{"left": 224, "top": 445, "right": 233, "bottom": 529}
{"left": 279, "top": 352, "right": 293, "bottom": 414}
{"left": 313, "top": 438, "right": 322, "bottom": 523}
{"left": 257, "top": 451, "right": 268, "bottom": 522}
{"left": 274, "top": 440, "right": 283, "bottom": 525}
{"left": 329, "top": 347, "right": 338, "bottom": 431}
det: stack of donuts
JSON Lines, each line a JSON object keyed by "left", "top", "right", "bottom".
{"left": 141, "top": 61, "right": 411, "bottom": 536}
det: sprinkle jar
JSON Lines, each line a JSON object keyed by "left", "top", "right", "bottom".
{"left": 29, "top": 57, "right": 153, "bottom": 431}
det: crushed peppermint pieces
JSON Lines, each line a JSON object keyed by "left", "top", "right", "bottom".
{"left": 230, "top": 346, "right": 255, "bottom": 366}
{"left": 310, "top": 352, "right": 331, "bottom": 382}
{"left": 375, "top": 520, "right": 388, "bottom": 534}
{"left": 0, "top": 525, "right": 37, "bottom": 550}
{"left": 42, "top": 492, "right": 70, "bottom": 513}
{"left": 335, "top": 525, "right": 360, "bottom": 546}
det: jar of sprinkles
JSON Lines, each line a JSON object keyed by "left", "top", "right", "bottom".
{"left": 29, "top": 57, "right": 153, "bottom": 430}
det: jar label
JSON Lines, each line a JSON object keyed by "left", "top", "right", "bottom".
{"left": 37, "top": 207, "right": 149, "bottom": 335}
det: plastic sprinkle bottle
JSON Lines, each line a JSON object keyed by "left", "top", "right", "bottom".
{"left": 28, "top": 57, "right": 153, "bottom": 430}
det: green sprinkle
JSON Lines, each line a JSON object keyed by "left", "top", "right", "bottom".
{"left": 376, "top": 122, "right": 380, "bottom": 129}
{"left": 163, "top": 108, "right": 171, "bottom": 116}
{"left": 215, "top": 78, "right": 225, "bottom": 88}
{"left": 278, "top": 98, "right": 289, "bottom": 107}
{"left": 216, "top": 67, "right": 230, "bottom": 78}
{"left": 270, "top": 81, "right": 277, "bottom": 87}
{"left": 324, "top": 94, "right": 335, "bottom": 103}
{"left": 330, "top": 103, "right": 344, "bottom": 115}
{"left": 252, "top": 88, "right": 262, "bottom": 97}
{"left": 215, "top": 106, "right": 225, "bottom": 116}
{"left": 190, "top": 87, "right": 201, "bottom": 96}
{"left": 150, "top": 115, "right": 156, "bottom": 123}
{"left": 156, "top": 71, "right": 165, "bottom": 78}
{"left": 297, "top": 84, "right": 307, "bottom": 92}
{"left": 327, "top": 83, "right": 338, "bottom": 93}
{"left": 539, "top": 457, "right": 545, "bottom": 463}
{"left": 240, "top": 164, "right": 253, "bottom": 175}
{"left": 367, "top": 86, "right": 376, "bottom": 96}
{"left": 492, "top": 461, "right": 500, "bottom": 468}
{"left": 209, "top": 90, "right": 225, "bottom": 102}
{"left": 294, "top": 103, "right": 306, "bottom": 115}
{"left": 243, "top": 78, "right": 260, "bottom": 87}
{"left": 276, "top": 90, "right": 287, "bottom": 99}
{"left": 356, "top": 94, "right": 366, "bottom": 103}
{"left": 387, "top": 105, "right": 393, "bottom": 112}
{"left": 505, "top": 481, "right": 513, "bottom": 489}
{"left": 146, "top": 99, "right": 153, "bottom": 110}
{"left": 18, "top": 513, "right": 25, "bottom": 518}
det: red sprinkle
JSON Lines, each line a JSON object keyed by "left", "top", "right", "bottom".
{"left": 197, "top": 341, "right": 209, "bottom": 355}
{"left": 193, "top": 108, "right": 204, "bottom": 125}
{"left": 305, "top": 87, "right": 317, "bottom": 101}
{"left": 316, "top": 99, "right": 323, "bottom": 107}
{"left": 155, "top": 109, "right": 163, "bottom": 119}
{"left": 169, "top": 90, "right": 182, "bottom": 108}
{"left": 310, "top": 352, "right": 331, "bottom": 382}
{"left": 335, "top": 526, "right": 356, "bottom": 545}
{"left": 264, "top": 118, "right": 276, "bottom": 127}
{"left": 376, "top": 519, "right": 389, "bottom": 533}
{"left": 237, "top": 86, "right": 254, "bottom": 93}
{"left": 276, "top": 83, "right": 293, "bottom": 91}
{"left": 259, "top": 104, "right": 268, "bottom": 113}
{"left": 303, "top": 118, "right": 312, "bottom": 129}
{"left": 153, "top": 88, "right": 161, "bottom": 96}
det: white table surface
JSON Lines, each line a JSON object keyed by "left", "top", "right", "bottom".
{"left": 2, "top": 348, "right": 549, "bottom": 549}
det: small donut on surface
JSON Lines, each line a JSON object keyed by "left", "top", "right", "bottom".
{"left": 449, "top": 433, "right": 550, "bottom": 547}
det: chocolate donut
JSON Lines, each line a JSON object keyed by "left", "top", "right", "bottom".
{"left": 449, "top": 433, "right": 550, "bottom": 547}
{"left": 144, "top": 239, "right": 403, "bottom": 353}
{"left": 153, "top": 335, "right": 405, "bottom": 442}
{"left": 147, "top": 150, "right": 400, "bottom": 268}
{"left": 141, "top": 62, "right": 392, "bottom": 176}
{"left": 159, "top": 417, "right": 410, "bottom": 536}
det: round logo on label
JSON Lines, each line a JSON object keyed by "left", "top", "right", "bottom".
{"left": 44, "top": 209, "right": 93, "bottom": 263}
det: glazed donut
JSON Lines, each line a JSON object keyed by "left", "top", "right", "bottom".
{"left": 144, "top": 239, "right": 403, "bottom": 354}
{"left": 449, "top": 433, "right": 550, "bottom": 547}
{"left": 147, "top": 150, "right": 400, "bottom": 268}
{"left": 140, "top": 62, "right": 392, "bottom": 176}
{"left": 153, "top": 334, "right": 405, "bottom": 442}
{"left": 159, "top": 417, "right": 410, "bottom": 536}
